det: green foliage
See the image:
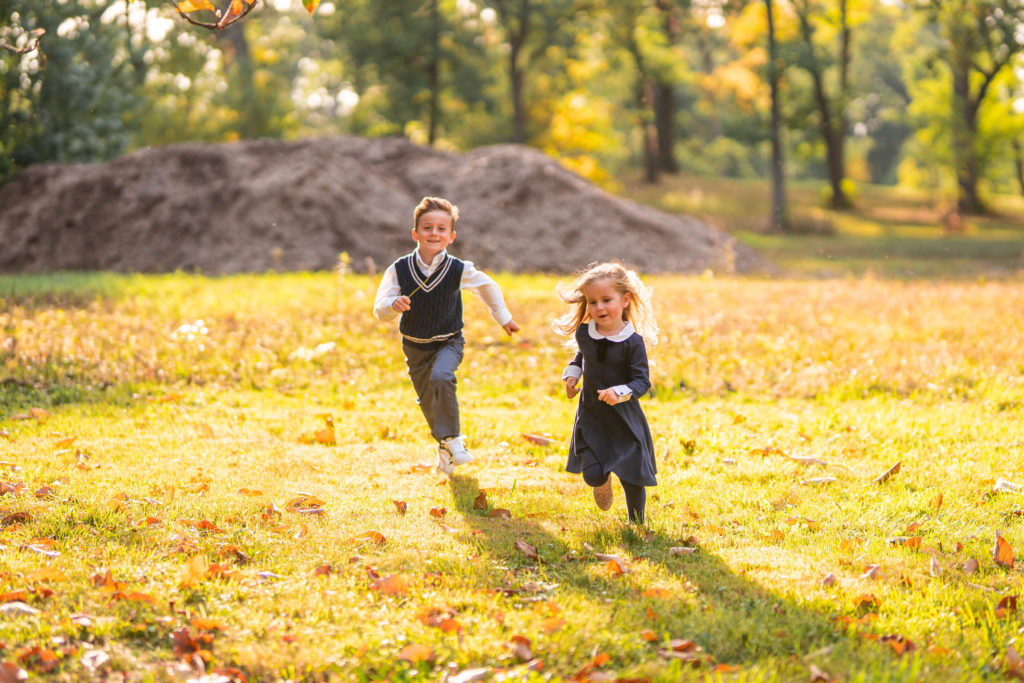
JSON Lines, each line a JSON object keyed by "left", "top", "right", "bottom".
{"left": 0, "top": 0, "right": 136, "bottom": 184}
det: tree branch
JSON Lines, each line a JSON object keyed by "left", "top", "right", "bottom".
{"left": 176, "top": 0, "right": 258, "bottom": 31}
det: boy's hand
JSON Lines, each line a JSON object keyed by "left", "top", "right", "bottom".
{"left": 391, "top": 295, "right": 412, "bottom": 312}
{"left": 502, "top": 320, "right": 520, "bottom": 336}
{"left": 565, "top": 376, "right": 580, "bottom": 399}
{"left": 597, "top": 388, "right": 619, "bottom": 405}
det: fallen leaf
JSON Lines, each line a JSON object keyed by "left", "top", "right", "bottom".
{"left": 522, "top": 433, "right": 553, "bottom": 446}
{"left": 962, "top": 557, "right": 979, "bottom": 575}
{"left": 349, "top": 530, "right": 386, "bottom": 546}
{"left": 821, "top": 573, "right": 837, "bottom": 587}
{"left": 447, "top": 668, "right": 492, "bottom": 683}
{"left": 392, "top": 500, "right": 407, "bottom": 515}
{"left": 372, "top": 574, "right": 408, "bottom": 595}
{"left": 179, "top": 554, "right": 209, "bottom": 588}
{"left": 929, "top": 554, "right": 943, "bottom": 577}
{"left": 853, "top": 594, "right": 881, "bottom": 610}
{"left": 398, "top": 643, "right": 433, "bottom": 664}
{"left": 810, "top": 664, "right": 837, "bottom": 682}
{"left": 595, "top": 553, "right": 630, "bottom": 573}
{"left": 861, "top": 564, "right": 881, "bottom": 580}
{"left": 994, "top": 531, "right": 1015, "bottom": 568}
{"left": 879, "top": 634, "right": 916, "bottom": 656}
{"left": 508, "top": 635, "right": 532, "bottom": 661}
{"left": 802, "top": 477, "right": 836, "bottom": 486}
{"left": 514, "top": 539, "right": 539, "bottom": 561}
{"left": 873, "top": 461, "right": 901, "bottom": 484}
{"left": 487, "top": 508, "right": 512, "bottom": 520}
{"left": 540, "top": 616, "right": 565, "bottom": 632}
{"left": 930, "top": 492, "right": 943, "bottom": 511}
{"left": 640, "top": 629, "right": 659, "bottom": 642}
{"left": 25, "top": 567, "right": 66, "bottom": 583}
{"left": 669, "top": 546, "right": 696, "bottom": 555}
{"left": 996, "top": 595, "right": 1018, "bottom": 619}
{"left": 429, "top": 507, "right": 447, "bottom": 518}
{"left": 1007, "top": 644, "right": 1024, "bottom": 679}
{"left": 473, "top": 492, "right": 488, "bottom": 510}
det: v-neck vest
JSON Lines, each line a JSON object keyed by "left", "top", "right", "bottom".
{"left": 394, "top": 253, "right": 465, "bottom": 343}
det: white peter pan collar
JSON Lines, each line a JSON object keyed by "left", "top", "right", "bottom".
{"left": 587, "top": 320, "right": 635, "bottom": 342}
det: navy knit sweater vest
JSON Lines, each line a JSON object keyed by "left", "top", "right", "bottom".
{"left": 395, "top": 253, "right": 465, "bottom": 343}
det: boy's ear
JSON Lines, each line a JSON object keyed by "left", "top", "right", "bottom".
{"left": 449, "top": 230, "right": 456, "bottom": 244}
{"left": 411, "top": 227, "right": 419, "bottom": 242}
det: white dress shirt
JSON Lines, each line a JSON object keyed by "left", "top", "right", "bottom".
{"left": 373, "top": 248, "right": 513, "bottom": 327}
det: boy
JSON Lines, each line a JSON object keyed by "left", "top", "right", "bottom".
{"left": 373, "top": 196, "right": 519, "bottom": 474}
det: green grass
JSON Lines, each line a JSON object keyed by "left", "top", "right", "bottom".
{"left": 2, "top": 271, "right": 1024, "bottom": 680}
{"left": 623, "top": 174, "right": 1024, "bottom": 279}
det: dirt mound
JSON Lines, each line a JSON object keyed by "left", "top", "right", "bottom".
{"left": 0, "top": 136, "right": 763, "bottom": 275}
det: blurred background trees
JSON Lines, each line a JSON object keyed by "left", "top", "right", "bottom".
{"left": 4, "top": 0, "right": 1024, "bottom": 216}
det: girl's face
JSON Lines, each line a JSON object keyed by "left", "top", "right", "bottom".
{"left": 582, "top": 278, "right": 631, "bottom": 333}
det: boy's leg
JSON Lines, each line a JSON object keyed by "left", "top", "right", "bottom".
{"left": 403, "top": 336, "right": 464, "bottom": 442}
{"left": 620, "top": 481, "right": 646, "bottom": 524}
{"left": 426, "top": 336, "right": 465, "bottom": 442}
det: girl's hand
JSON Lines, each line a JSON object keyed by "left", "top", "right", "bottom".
{"left": 503, "top": 320, "right": 520, "bottom": 336}
{"left": 565, "top": 377, "right": 580, "bottom": 399}
{"left": 597, "top": 388, "right": 619, "bottom": 405}
{"left": 391, "top": 295, "right": 412, "bottom": 312}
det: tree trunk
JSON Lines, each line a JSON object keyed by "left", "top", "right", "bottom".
{"left": 427, "top": 0, "right": 440, "bottom": 146}
{"left": 654, "top": 82, "right": 677, "bottom": 173}
{"left": 952, "top": 58, "right": 984, "bottom": 213}
{"left": 1014, "top": 140, "right": 1024, "bottom": 196}
{"left": 653, "top": 0, "right": 679, "bottom": 173}
{"left": 765, "top": 0, "right": 788, "bottom": 231}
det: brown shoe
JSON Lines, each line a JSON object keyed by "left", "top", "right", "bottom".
{"left": 592, "top": 479, "right": 613, "bottom": 511}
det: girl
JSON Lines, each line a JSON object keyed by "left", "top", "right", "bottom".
{"left": 555, "top": 262, "right": 658, "bottom": 525}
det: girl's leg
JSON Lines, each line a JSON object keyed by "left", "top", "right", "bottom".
{"left": 620, "top": 481, "right": 646, "bottom": 524}
{"left": 581, "top": 461, "right": 613, "bottom": 511}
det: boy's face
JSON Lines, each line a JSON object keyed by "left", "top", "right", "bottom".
{"left": 412, "top": 210, "right": 456, "bottom": 261}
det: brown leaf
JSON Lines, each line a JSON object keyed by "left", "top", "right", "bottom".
{"left": 311, "top": 564, "right": 332, "bottom": 577}
{"left": 1007, "top": 644, "right": 1024, "bottom": 679}
{"left": 237, "top": 488, "right": 264, "bottom": 497}
{"left": 853, "top": 594, "right": 881, "bottom": 610}
{"left": 514, "top": 539, "right": 539, "bottom": 561}
{"left": 487, "top": 508, "right": 512, "bottom": 520}
{"left": 994, "top": 531, "right": 1015, "bottom": 568}
{"left": 879, "top": 634, "right": 916, "bottom": 656}
{"left": 392, "top": 500, "right": 407, "bottom": 515}
{"left": 350, "top": 530, "right": 387, "bottom": 546}
{"left": 429, "top": 507, "right": 447, "bottom": 518}
{"left": 929, "top": 554, "right": 943, "bottom": 577}
{"left": 873, "top": 461, "right": 901, "bottom": 484}
{"left": 996, "top": 595, "right": 1018, "bottom": 618}
{"left": 962, "top": 557, "right": 979, "bottom": 575}
{"left": 640, "top": 629, "right": 659, "bottom": 642}
{"left": 0, "top": 662, "right": 28, "bottom": 681}
{"left": 508, "top": 635, "right": 532, "bottom": 661}
{"left": 820, "top": 573, "right": 837, "bottom": 587}
{"left": 25, "top": 566, "right": 66, "bottom": 583}
{"left": 473, "top": 492, "right": 488, "bottom": 510}
{"left": 179, "top": 554, "right": 209, "bottom": 588}
{"left": 522, "top": 433, "right": 553, "bottom": 446}
{"left": 930, "top": 492, "right": 943, "bottom": 511}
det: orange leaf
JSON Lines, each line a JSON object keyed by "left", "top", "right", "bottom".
{"left": 930, "top": 492, "right": 943, "bottom": 510}
{"left": 180, "top": 554, "right": 209, "bottom": 588}
{"left": 350, "top": 530, "right": 387, "bottom": 546}
{"left": 26, "top": 566, "right": 66, "bottom": 583}
{"left": 592, "top": 652, "right": 610, "bottom": 667}
{"left": 541, "top": 616, "right": 565, "bottom": 632}
{"left": 429, "top": 507, "right": 447, "bottom": 518}
{"left": 237, "top": 488, "right": 263, "bottom": 497}
{"left": 0, "top": 589, "right": 28, "bottom": 601}
{"left": 473, "top": 492, "right": 488, "bottom": 509}
{"left": 372, "top": 574, "right": 408, "bottom": 595}
{"left": 642, "top": 587, "right": 672, "bottom": 599}
{"left": 397, "top": 643, "right": 433, "bottom": 664}
{"left": 508, "top": 635, "right": 532, "bottom": 661}
{"left": 303, "top": 0, "right": 320, "bottom": 14}
{"left": 853, "top": 594, "right": 881, "bottom": 610}
{"left": 995, "top": 531, "right": 1015, "bottom": 568}
{"left": 606, "top": 559, "right": 624, "bottom": 576}
{"left": 646, "top": 605, "right": 659, "bottom": 620}
{"left": 392, "top": 500, "right": 407, "bottom": 515}
{"left": 176, "top": 0, "right": 215, "bottom": 12}
{"left": 191, "top": 617, "right": 227, "bottom": 631}
{"left": 640, "top": 629, "right": 659, "bottom": 642}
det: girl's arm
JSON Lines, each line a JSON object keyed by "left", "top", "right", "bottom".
{"left": 601, "top": 337, "right": 651, "bottom": 405}
{"left": 562, "top": 351, "right": 583, "bottom": 399}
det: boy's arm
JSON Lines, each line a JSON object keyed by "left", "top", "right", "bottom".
{"left": 372, "top": 264, "right": 402, "bottom": 321}
{"left": 460, "top": 261, "right": 514, "bottom": 328}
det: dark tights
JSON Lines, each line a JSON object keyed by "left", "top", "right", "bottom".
{"left": 582, "top": 462, "right": 646, "bottom": 524}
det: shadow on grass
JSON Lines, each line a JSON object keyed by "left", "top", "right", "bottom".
{"left": 447, "top": 472, "right": 861, "bottom": 674}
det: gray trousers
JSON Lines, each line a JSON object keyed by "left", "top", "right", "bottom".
{"left": 402, "top": 334, "right": 465, "bottom": 443}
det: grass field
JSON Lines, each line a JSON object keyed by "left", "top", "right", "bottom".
{"left": 2, "top": 269, "right": 1024, "bottom": 681}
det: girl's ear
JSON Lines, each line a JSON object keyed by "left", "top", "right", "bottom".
{"left": 623, "top": 291, "right": 633, "bottom": 307}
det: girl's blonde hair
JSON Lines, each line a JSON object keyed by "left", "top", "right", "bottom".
{"left": 554, "top": 262, "right": 658, "bottom": 347}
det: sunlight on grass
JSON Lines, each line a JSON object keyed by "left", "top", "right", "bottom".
{"left": 1, "top": 272, "right": 1024, "bottom": 680}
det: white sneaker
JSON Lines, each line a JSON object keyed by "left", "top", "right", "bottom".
{"left": 436, "top": 445, "right": 454, "bottom": 475}
{"left": 442, "top": 436, "right": 473, "bottom": 466}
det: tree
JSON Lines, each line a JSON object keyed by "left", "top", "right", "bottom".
{"left": 913, "top": 0, "right": 1024, "bottom": 213}
{"left": 0, "top": 0, "right": 137, "bottom": 184}
{"left": 765, "top": 0, "right": 789, "bottom": 230}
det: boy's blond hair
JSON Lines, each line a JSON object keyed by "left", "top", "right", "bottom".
{"left": 413, "top": 196, "right": 459, "bottom": 230}
{"left": 554, "top": 262, "right": 658, "bottom": 347}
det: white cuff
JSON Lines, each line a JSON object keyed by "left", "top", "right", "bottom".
{"left": 612, "top": 385, "right": 632, "bottom": 401}
{"left": 562, "top": 366, "right": 582, "bottom": 382}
